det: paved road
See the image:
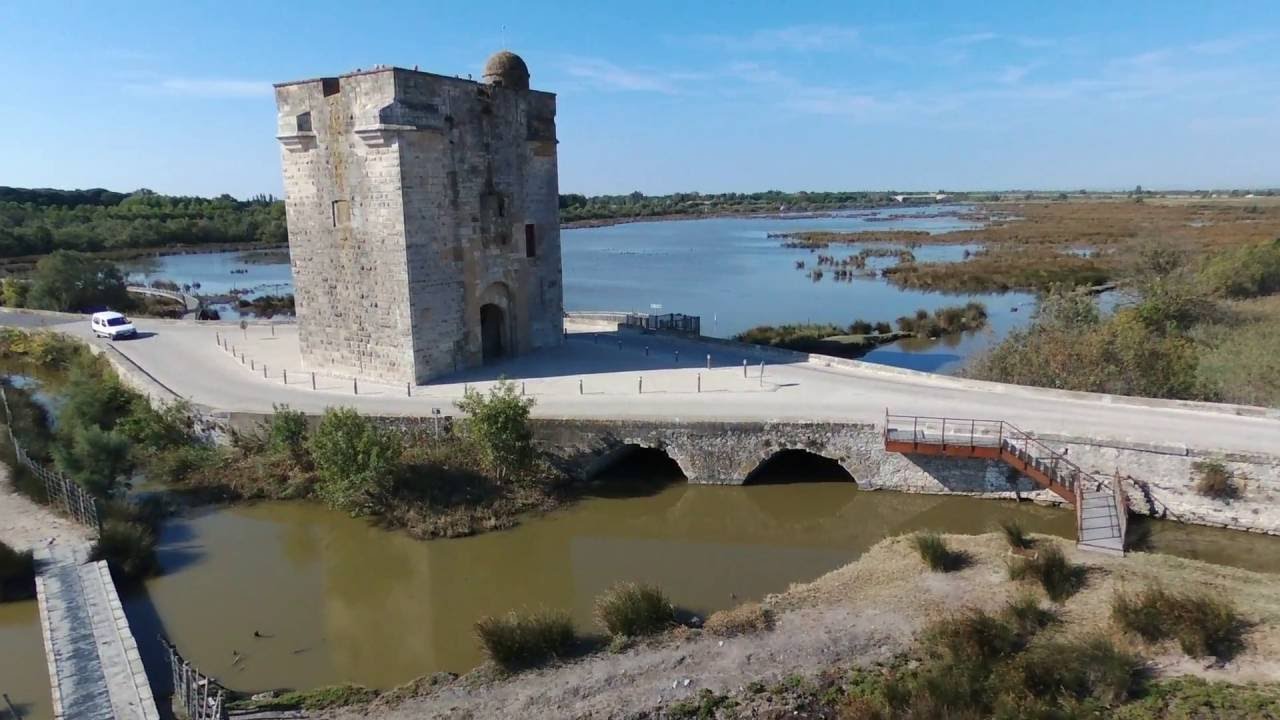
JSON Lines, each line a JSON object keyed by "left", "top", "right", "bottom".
{"left": 9, "top": 312, "right": 1280, "bottom": 456}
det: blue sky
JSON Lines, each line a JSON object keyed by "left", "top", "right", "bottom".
{"left": 2, "top": 1, "right": 1277, "bottom": 198}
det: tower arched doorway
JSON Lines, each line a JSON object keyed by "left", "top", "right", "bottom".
{"left": 480, "top": 303, "right": 506, "bottom": 362}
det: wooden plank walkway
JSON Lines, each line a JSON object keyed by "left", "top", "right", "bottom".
{"left": 35, "top": 544, "right": 159, "bottom": 720}
{"left": 884, "top": 412, "right": 1127, "bottom": 555}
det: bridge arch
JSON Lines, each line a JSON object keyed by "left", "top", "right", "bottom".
{"left": 584, "top": 443, "right": 690, "bottom": 483}
{"left": 743, "top": 448, "right": 856, "bottom": 485}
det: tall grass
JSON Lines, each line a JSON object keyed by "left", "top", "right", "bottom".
{"left": 595, "top": 582, "right": 674, "bottom": 638}
{"left": 998, "top": 519, "right": 1032, "bottom": 550}
{"left": 1008, "top": 545, "right": 1084, "bottom": 602}
{"left": 474, "top": 609, "right": 576, "bottom": 672}
{"left": 911, "top": 532, "right": 967, "bottom": 572}
{"left": 864, "top": 601, "right": 1141, "bottom": 718}
{"left": 1192, "top": 460, "right": 1239, "bottom": 500}
{"left": 704, "top": 602, "right": 773, "bottom": 637}
{"left": 1112, "top": 587, "right": 1245, "bottom": 659}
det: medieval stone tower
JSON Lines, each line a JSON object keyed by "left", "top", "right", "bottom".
{"left": 273, "top": 51, "right": 563, "bottom": 385}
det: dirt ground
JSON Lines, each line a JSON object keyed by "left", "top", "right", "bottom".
{"left": 321, "top": 533, "right": 1280, "bottom": 719}
{"left": 0, "top": 463, "right": 91, "bottom": 552}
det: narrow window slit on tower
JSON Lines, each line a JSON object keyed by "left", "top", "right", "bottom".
{"left": 525, "top": 223, "right": 537, "bottom": 258}
{"left": 331, "top": 199, "right": 350, "bottom": 227}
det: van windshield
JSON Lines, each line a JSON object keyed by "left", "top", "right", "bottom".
{"left": 106, "top": 317, "right": 130, "bottom": 327}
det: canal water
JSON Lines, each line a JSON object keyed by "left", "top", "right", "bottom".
{"left": 0, "top": 600, "right": 50, "bottom": 719}
{"left": 119, "top": 206, "right": 1033, "bottom": 374}
{"left": 116, "top": 482, "right": 1280, "bottom": 696}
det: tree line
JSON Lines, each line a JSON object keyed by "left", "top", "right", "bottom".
{"left": 0, "top": 187, "right": 286, "bottom": 258}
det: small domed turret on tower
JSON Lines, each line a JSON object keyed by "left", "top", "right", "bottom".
{"left": 483, "top": 50, "right": 530, "bottom": 91}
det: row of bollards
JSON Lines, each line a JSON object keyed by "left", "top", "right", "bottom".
{"left": 217, "top": 328, "right": 771, "bottom": 399}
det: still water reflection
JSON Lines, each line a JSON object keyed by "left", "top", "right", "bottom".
{"left": 128, "top": 484, "right": 1108, "bottom": 693}
{"left": 0, "top": 600, "right": 51, "bottom": 719}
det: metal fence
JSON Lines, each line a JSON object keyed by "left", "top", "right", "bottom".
{"left": 162, "top": 637, "right": 227, "bottom": 720}
{"left": 0, "top": 386, "right": 101, "bottom": 532}
{"left": 624, "top": 312, "right": 701, "bottom": 335}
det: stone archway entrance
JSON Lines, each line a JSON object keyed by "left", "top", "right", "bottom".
{"left": 480, "top": 303, "right": 506, "bottom": 362}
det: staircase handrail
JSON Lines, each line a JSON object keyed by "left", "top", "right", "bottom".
{"left": 884, "top": 411, "right": 1125, "bottom": 505}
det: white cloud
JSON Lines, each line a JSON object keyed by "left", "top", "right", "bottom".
{"left": 1190, "top": 33, "right": 1273, "bottom": 55}
{"left": 689, "top": 24, "right": 860, "bottom": 52}
{"left": 560, "top": 57, "right": 684, "bottom": 93}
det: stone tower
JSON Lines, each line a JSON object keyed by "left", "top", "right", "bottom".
{"left": 273, "top": 51, "right": 563, "bottom": 385}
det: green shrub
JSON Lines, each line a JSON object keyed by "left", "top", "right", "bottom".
{"left": 1193, "top": 460, "right": 1239, "bottom": 500}
{"left": 117, "top": 398, "right": 194, "bottom": 452}
{"left": 1200, "top": 238, "right": 1280, "bottom": 299}
{"left": 926, "top": 607, "right": 1020, "bottom": 664}
{"left": 456, "top": 380, "right": 536, "bottom": 481}
{"left": 148, "top": 444, "right": 220, "bottom": 484}
{"left": 999, "top": 519, "right": 1032, "bottom": 549}
{"left": 1113, "top": 587, "right": 1245, "bottom": 659}
{"left": 1007, "top": 634, "right": 1142, "bottom": 706}
{"left": 308, "top": 408, "right": 401, "bottom": 513}
{"left": 594, "top": 582, "right": 674, "bottom": 638}
{"left": 26, "top": 250, "right": 131, "bottom": 312}
{"left": 266, "top": 404, "right": 309, "bottom": 458}
{"left": 52, "top": 425, "right": 133, "bottom": 498}
{"left": 1008, "top": 545, "right": 1084, "bottom": 602}
{"left": 474, "top": 609, "right": 575, "bottom": 672}
{"left": 911, "top": 532, "right": 967, "bottom": 572}
{"left": 0, "top": 540, "right": 35, "bottom": 601}
{"left": 91, "top": 520, "right": 158, "bottom": 583}
{"left": 1003, "top": 593, "right": 1055, "bottom": 637}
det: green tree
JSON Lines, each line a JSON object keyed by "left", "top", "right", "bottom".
{"left": 53, "top": 425, "right": 133, "bottom": 497}
{"left": 307, "top": 408, "right": 401, "bottom": 512}
{"left": 1, "top": 278, "right": 28, "bottom": 307}
{"left": 266, "top": 404, "right": 309, "bottom": 459}
{"left": 26, "top": 250, "right": 130, "bottom": 312}
{"left": 455, "top": 379, "right": 535, "bottom": 481}
{"left": 57, "top": 356, "right": 135, "bottom": 432}
{"left": 117, "top": 398, "right": 194, "bottom": 452}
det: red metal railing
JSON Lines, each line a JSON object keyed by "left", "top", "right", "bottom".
{"left": 884, "top": 410, "right": 1126, "bottom": 547}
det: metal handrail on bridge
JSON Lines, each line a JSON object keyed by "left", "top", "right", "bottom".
{"left": 883, "top": 411, "right": 1127, "bottom": 546}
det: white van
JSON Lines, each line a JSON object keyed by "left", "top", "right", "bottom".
{"left": 90, "top": 311, "right": 137, "bottom": 340}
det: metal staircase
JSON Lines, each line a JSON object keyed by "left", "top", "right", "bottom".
{"left": 884, "top": 412, "right": 1126, "bottom": 555}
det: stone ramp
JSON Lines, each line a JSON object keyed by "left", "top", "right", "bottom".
{"left": 35, "top": 545, "right": 158, "bottom": 720}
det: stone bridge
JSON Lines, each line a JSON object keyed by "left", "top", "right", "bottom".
{"left": 530, "top": 418, "right": 1280, "bottom": 535}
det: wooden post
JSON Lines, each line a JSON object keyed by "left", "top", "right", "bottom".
{"left": 353, "top": 378, "right": 358, "bottom": 395}
{"left": 283, "top": 369, "right": 288, "bottom": 384}
{"left": 312, "top": 372, "right": 316, "bottom": 390}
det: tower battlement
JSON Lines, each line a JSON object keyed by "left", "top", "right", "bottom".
{"left": 274, "top": 52, "right": 563, "bottom": 384}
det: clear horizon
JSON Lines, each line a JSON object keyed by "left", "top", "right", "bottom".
{"left": 2, "top": 1, "right": 1278, "bottom": 198}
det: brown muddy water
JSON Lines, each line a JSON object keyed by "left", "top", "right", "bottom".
{"left": 0, "top": 599, "right": 50, "bottom": 719}
{"left": 115, "top": 483, "right": 1280, "bottom": 697}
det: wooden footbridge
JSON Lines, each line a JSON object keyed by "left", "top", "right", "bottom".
{"left": 884, "top": 412, "right": 1127, "bottom": 554}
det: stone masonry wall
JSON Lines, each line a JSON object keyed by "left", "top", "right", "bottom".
{"left": 534, "top": 418, "right": 1280, "bottom": 535}
{"left": 274, "top": 64, "right": 563, "bottom": 385}
{"left": 198, "top": 408, "right": 1280, "bottom": 537}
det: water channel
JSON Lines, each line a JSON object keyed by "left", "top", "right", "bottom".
{"left": 5, "top": 456, "right": 1280, "bottom": 716}
{"left": 120, "top": 206, "right": 1034, "bottom": 374}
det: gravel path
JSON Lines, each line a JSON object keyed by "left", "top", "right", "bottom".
{"left": 0, "top": 463, "right": 91, "bottom": 552}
